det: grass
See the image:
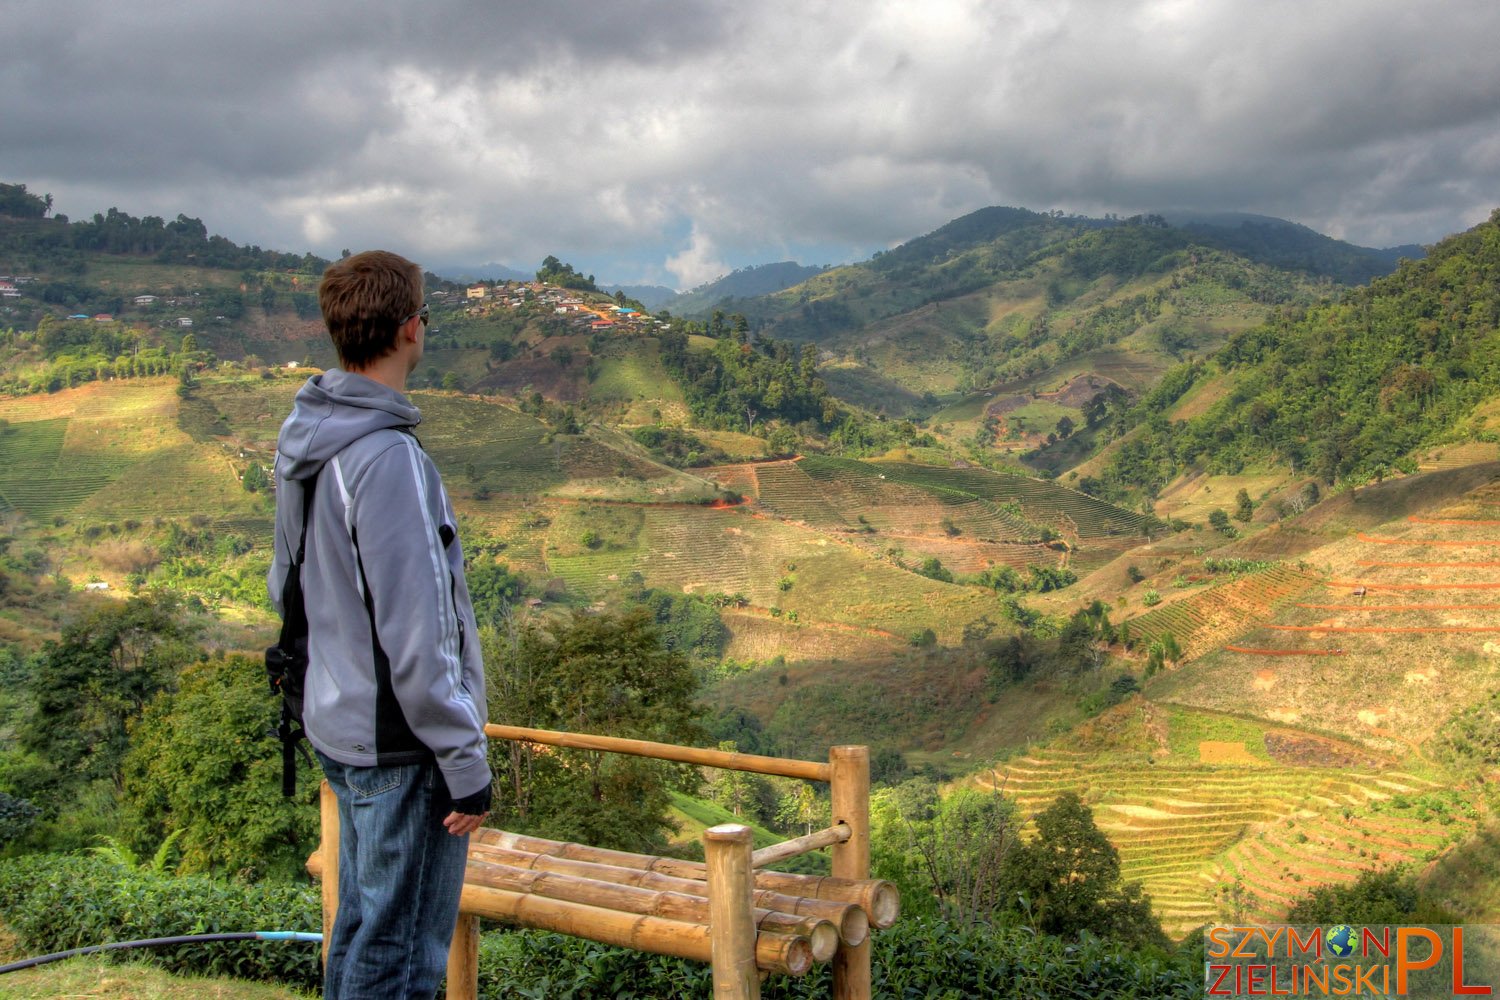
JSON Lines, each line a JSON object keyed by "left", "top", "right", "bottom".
{"left": 589, "top": 339, "right": 685, "bottom": 406}
{"left": 0, "top": 957, "right": 312, "bottom": 999}
{"left": 667, "top": 791, "right": 782, "bottom": 850}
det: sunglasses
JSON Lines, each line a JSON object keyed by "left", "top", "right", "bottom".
{"left": 402, "top": 303, "right": 430, "bottom": 327}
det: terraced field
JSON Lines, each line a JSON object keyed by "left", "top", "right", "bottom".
{"left": 1122, "top": 564, "right": 1319, "bottom": 658}
{"left": 537, "top": 502, "right": 995, "bottom": 646}
{"left": 752, "top": 460, "right": 849, "bottom": 528}
{"left": 871, "top": 461, "right": 1154, "bottom": 538}
{"left": 984, "top": 743, "right": 1457, "bottom": 938}
{"left": 1155, "top": 501, "right": 1500, "bottom": 749}
{"left": 0, "top": 380, "right": 257, "bottom": 523}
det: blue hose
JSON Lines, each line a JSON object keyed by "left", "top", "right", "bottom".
{"left": 0, "top": 931, "right": 323, "bottom": 974}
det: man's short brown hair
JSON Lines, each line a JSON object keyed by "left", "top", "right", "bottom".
{"left": 318, "top": 250, "right": 424, "bottom": 369}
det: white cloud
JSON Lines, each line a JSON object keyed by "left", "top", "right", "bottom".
{"left": 4, "top": 0, "right": 1499, "bottom": 281}
{"left": 665, "top": 225, "right": 730, "bottom": 290}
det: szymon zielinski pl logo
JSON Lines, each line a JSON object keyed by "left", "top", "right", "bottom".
{"left": 1205, "top": 924, "right": 1499, "bottom": 996}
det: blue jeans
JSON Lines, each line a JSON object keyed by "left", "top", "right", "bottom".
{"left": 316, "top": 750, "right": 469, "bottom": 1000}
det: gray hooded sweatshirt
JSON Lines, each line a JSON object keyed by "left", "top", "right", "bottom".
{"left": 268, "top": 370, "right": 490, "bottom": 800}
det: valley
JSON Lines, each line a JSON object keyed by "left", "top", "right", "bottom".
{"left": 1, "top": 192, "right": 1497, "bottom": 956}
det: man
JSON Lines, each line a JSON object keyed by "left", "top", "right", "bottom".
{"left": 269, "top": 250, "right": 491, "bottom": 999}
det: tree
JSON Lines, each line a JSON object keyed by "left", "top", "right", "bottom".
{"left": 481, "top": 609, "right": 704, "bottom": 852}
{"left": 1233, "top": 488, "right": 1254, "bottom": 523}
{"left": 998, "top": 792, "right": 1166, "bottom": 949}
{"left": 241, "top": 462, "right": 268, "bottom": 493}
{"left": 1286, "top": 866, "right": 1458, "bottom": 925}
{"left": 874, "top": 780, "right": 1017, "bottom": 925}
{"left": 121, "top": 654, "right": 319, "bottom": 880}
{"left": 16, "top": 595, "right": 195, "bottom": 798}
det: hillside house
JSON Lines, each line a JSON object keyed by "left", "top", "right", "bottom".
{"left": 93, "top": 314, "right": 113, "bottom": 322}
{"left": 176, "top": 317, "right": 194, "bottom": 327}
{"left": 467, "top": 285, "right": 488, "bottom": 300}
{"left": 134, "top": 295, "right": 158, "bottom": 305}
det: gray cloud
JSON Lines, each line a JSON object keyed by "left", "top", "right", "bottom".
{"left": 4, "top": 0, "right": 1497, "bottom": 288}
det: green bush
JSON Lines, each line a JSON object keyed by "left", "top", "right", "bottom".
{"left": 476, "top": 919, "right": 1199, "bottom": 999}
{"left": 0, "top": 854, "right": 321, "bottom": 990}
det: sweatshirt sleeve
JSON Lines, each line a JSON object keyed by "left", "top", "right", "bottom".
{"left": 349, "top": 438, "right": 491, "bottom": 799}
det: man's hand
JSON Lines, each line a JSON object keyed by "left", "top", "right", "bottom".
{"left": 443, "top": 810, "right": 488, "bottom": 836}
{"left": 444, "top": 781, "right": 492, "bottom": 836}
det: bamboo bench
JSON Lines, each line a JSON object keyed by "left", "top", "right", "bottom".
{"left": 308, "top": 725, "right": 898, "bottom": 1000}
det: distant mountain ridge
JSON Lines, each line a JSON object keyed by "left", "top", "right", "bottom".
{"left": 430, "top": 261, "right": 532, "bottom": 283}
{"left": 606, "top": 284, "right": 679, "bottom": 311}
{"left": 663, "top": 261, "right": 831, "bottom": 316}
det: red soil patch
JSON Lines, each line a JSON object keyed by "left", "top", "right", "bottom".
{"left": 1224, "top": 646, "right": 1347, "bottom": 656}
{"left": 1410, "top": 516, "right": 1500, "bottom": 526}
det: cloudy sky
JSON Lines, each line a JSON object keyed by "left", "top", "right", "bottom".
{"left": 5, "top": 1, "right": 1499, "bottom": 289}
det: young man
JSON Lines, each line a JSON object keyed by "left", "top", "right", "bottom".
{"left": 269, "top": 250, "right": 491, "bottom": 999}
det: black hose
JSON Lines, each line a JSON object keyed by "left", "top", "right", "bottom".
{"left": 0, "top": 930, "right": 323, "bottom": 975}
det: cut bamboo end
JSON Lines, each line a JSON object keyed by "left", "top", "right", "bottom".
{"left": 476, "top": 827, "right": 899, "bottom": 928}
{"left": 468, "top": 838, "right": 866, "bottom": 946}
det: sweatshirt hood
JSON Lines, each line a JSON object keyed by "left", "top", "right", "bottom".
{"left": 276, "top": 370, "right": 421, "bottom": 481}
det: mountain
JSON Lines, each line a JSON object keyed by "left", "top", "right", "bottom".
{"left": 605, "top": 284, "right": 678, "bottom": 311}
{"left": 663, "top": 261, "right": 830, "bottom": 316}
{"left": 430, "top": 261, "right": 532, "bottom": 283}
{"left": 1092, "top": 208, "right": 1500, "bottom": 497}
{"left": 1160, "top": 209, "right": 1426, "bottom": 284}
{"left": 6, "top": 181, "right": 1500, "bottom": 948}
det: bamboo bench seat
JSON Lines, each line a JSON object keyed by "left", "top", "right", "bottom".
{"left": 308, "top": 727, "right": 896, "bottom": 999}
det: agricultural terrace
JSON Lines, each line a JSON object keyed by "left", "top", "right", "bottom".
{"left": 541, "top": 503, "right": 997, "bottom": 647}
{"left": 1151, "top": 498, "right": 1500, "bottom": 751}
{"left": 869, "top": 461, "right": 1153, "bottom": 538}
{"left": 1122, "top": 565, "right": 1318, "bottom": 660}
{"left": 983, "top": 704, "right": 1461, "bottom": 938}
{"left": 709, "top": 455, "right": 1148, "bottom": 542}
{"left": 0, "top": 380, "right": 257, "bottom": 524}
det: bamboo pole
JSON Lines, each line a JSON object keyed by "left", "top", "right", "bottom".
{"left": 829, "top": 745, "right": 871, "bottom": 1000}
{"left": 468, "top": 839, "right": 870, "bottom": 953}
{"left": 751, "top": 823, "right": 850, "bottom": 869}
{"left": 465, "top": 853, "right": 845, "bottom": 959}
{"left": 457, "top": 883, "right": 814, "bottom": 977}
{"left": 318, "top": 781, "right": 339, "bottom": 970}
{"left": 445, "top": 914, "right": 479, "bottom": 1000}
{"left": 705, "top": 824, "right": 759, "bottom": 1000}
{"left": 474, "top": 828, "right": 896, "bottom": 925}
{"left": 485, "top": 724, "right": 832, "bottom": 782}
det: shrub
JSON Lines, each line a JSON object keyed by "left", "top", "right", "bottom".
{"left": 475, "top": 919, "right": 1199, "bottom": 999}
{"left": 0, "top": 854, "right": 321, "bottom": 989}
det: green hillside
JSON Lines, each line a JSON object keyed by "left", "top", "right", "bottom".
{"left": 4, "top": 185, "right": 1500, "bottom": 969}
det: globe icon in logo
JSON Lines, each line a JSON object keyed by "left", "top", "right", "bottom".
{"left": 1325, "top": 924, "right": 1357, "bottom": 959}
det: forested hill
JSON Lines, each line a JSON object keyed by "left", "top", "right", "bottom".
{"left": 1164, "top": 210, "right": 1425, "bottom": 285}
{"left": 1099, "top": 208, "right": 1500, "bottom": 495}
{"left": 0, "top": 182, "right": 330, "bottom": 273}
{"left": 740, "top": 207, "right": 1416, "bottom": 345}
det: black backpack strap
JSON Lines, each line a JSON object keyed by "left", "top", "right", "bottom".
{"left": 268, "top": 475, "right": 317, "bottom": 797}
